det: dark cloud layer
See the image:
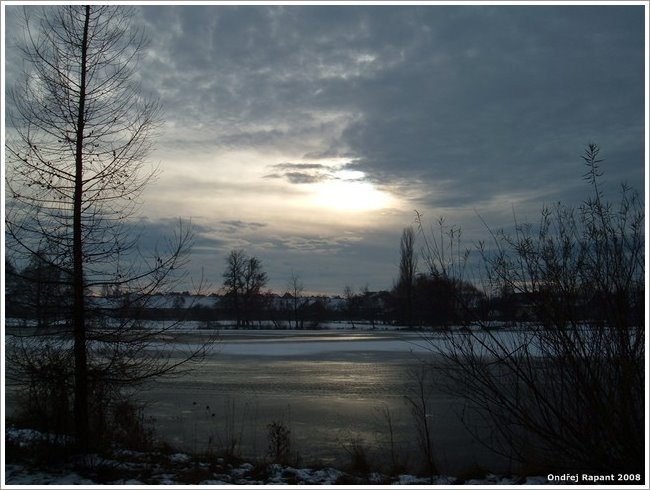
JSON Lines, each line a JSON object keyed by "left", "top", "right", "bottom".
{"left": 138, "top": 5, "right": 644, "bottom": 204}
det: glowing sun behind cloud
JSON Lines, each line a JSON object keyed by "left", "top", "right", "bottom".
{"left": 311, "top": 169, "right": 395, "bottom": 212}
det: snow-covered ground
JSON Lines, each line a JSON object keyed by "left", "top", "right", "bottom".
{"left": 4, "top": 428, "right": 550, "bottom": 486}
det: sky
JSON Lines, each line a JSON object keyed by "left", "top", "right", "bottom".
{"left": 3, "top": 3, "right": 648, "bottom": 296}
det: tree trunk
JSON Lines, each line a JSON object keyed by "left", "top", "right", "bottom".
{"left": 72, "top": 5, "right": 91, "bottom": 451}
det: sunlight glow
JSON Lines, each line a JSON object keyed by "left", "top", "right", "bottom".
{"left": 335, "top": 169, "right": 366, "bottom": 181}
{"left": 312, "top": 177, "right": 394, "bottom": 212}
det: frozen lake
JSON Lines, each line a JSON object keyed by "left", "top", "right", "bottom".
{"left": 139, "top": 328, "right": 515, "bottom": 475}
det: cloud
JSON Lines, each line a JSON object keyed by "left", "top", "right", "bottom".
{"left": 264, "top": 162, "right": 334, "bottom": 185}
{"left": 283, "top": 172, "right": 325, "bottom": 184}
{"left": 220, "top": 220, "right": 266, "bottom": 228}
{"left": 329, "top": 6, "right": 646, "bottom": 209}
{"left": 270, "top": 232, "right": 364, "bottom": 254}
{"left": 138, "top": 5, "right": 644, "bottom": 215}
{"left": 271, "top": 163, "right": 329, "bottom": 171}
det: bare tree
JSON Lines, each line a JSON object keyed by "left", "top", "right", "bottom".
{"left": 222, "top": 250, "right": 268, "bottom": 327}
{"left": 5, "top": 5, "right": 204, "bottom": 450}
{"left": 285, "top": 272, "right": 306, "bottom": 329}
{"left": 241, "top": 255, "right": 268, "bottom": 326}
{"left": 343, "top": 285, "right": 359, "bottom": 328}
{"left": 419, "top": 145, "right": 645, "bottom": 474}
{"left": 222, "top": 250, "right": 247, "bottom": 328}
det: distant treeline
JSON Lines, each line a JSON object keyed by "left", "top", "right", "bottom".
{"left": 4, "top": 255, "right": 475, "bottom": 328}
{"left": 7, "top": 257, "right": 637, "bottom": 329}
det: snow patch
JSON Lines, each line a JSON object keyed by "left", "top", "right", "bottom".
{"left": 168, "top": 452, "right": 191, "bottom": 463}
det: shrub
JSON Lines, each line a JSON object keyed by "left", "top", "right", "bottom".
{"left": 421, "top": 145, "right": 645, "bottom": 474}
{"left": 266, "top": 421, "right": 292, "bottom": 465}
{"left": 8, "top": 339, "right": 155, "bottom": 455}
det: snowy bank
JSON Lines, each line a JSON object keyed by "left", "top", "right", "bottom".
{"left": 4, "top": 427, "right": 550, "bottom": 486}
